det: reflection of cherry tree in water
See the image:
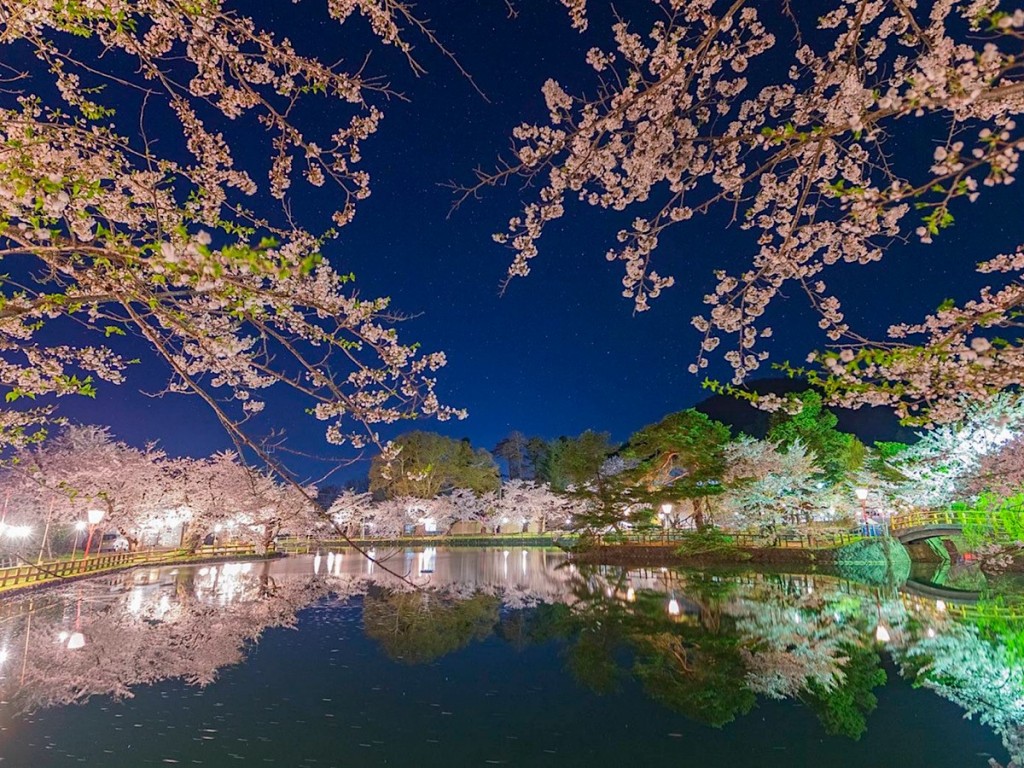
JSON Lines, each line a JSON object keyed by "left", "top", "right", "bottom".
{"left": 3, "top": 557, "right": 1024, "bottom": 767}
{"left": 519, "top": 569, "right": 893, "bottom": 735}
{"left": 891, "top": 609, "right": 1024, "bottom": 768}
{"left": 0, "top": 562, "right": 344, "bottom": 711}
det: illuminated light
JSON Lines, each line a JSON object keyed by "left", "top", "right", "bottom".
{"left": 214, "top": 524, "right": 223, "bottom": 533}
{"left": 926, "top": 628, "right": 936, "bottom": 638}
{"left": 667, "top": 599, "right": 680, "bottom": 616}
{"left": 501, "top": 517, "right": 509, "bottom": 524}
{"left": 626, "top": 587, "right": 635, "bottom": 602}
{"left": 58, "top": 631, "right": 69, "bottom": 643}
{"left": 936, "top": 600, "right": 947, "bottom": 613}
{"left": 198, "top": 567, "right": 209, "bottom": 576}
{"left": 7, "top": 525, "right": 32, "bottom": 539}
{"left": 87, "top": 508, "right": 105, "bottom": 526}
{"left": 0, "top": 647, "right": 8, "bottom": 666}
{"left": 807, "top": 586, "right": 814, "bottom": 594}
{"left": 855, "top": 488, "right": 869, "bottom": 501}
{"left": 875, "top": 624, "right": 891, "bottom": 643}
{"left": 422, "top": 517, "right": 438, "bottom": 533}
{"left": 606, "top": 587, "right": 613, "bottom": 598}
{"left": 74, "top": 521, "right": 87, "bottom": 532}
{"left": 66, "top": 632, "right": 86, "bottom": 650}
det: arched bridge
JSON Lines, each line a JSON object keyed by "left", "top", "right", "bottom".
{"left": 889, "top": 509, "right": 984, "bottom": 544}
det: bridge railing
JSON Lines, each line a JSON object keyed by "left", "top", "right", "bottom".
{"left": 890, "top": 508, "right": 1004, "bottom": 533}
{"left": 890, "top": 509, "right": 961, "bottom": 531}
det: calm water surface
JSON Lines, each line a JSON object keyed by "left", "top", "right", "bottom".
{"left": 0, "top": 548, "right": 1020, "bottom": 767}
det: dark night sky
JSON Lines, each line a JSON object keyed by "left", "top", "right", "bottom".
{"left": 39, "top": 2, "right": 1024, "bottom": 478}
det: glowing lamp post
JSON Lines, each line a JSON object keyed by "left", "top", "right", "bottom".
{"left": 855, "top": 488, "right": 869, "bottom": 532}
{"left": 659, "top": 502, "right": 673, "bottom": 541}
{"left": 80, "top": 508, "right": 105, "bottom": 569}
{"left": 71, "top": 521, "right": 87, "bottom": 560}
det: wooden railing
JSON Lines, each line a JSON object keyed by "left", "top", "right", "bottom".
{"left": 890, "top": 509, "right": 962, "bottom": 531}
{"left": 890, "top": 508, "right": 995, "bottom": 532}
{"left": 0, "top": 543, "right": 266, "bottom": 591}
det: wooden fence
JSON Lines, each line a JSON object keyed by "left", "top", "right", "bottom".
{"left": 0, "top": 543, "right": 264, "bottom": 591}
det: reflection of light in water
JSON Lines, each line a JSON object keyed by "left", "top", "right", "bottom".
{"left": 334, "top": 551, "right": 343, "bottom": 576}
{"left": 521, "top": 549, "right": 527, "bottom": 577}
{"left": 128, "top": 588, "right": 144, "bottom": 616}
{"left": 367, "top": 549, "right": 376, "bottom": 575}
{"left": 327, "top": 551, "right": 335, "bottom": 572}
{"left": 0, "top": 647, "right": 8, "bottom": 667}
{"left": 313, "top": 552, "right": 322, "bottom": 574}
{"left": 418, "top": 547, "right": 437, "bottom": 575}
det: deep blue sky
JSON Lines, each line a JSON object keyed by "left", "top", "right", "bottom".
{"left": 41, "top": 1, "right": 1024, "bottom": 479}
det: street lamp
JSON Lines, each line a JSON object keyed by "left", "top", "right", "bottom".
{"left": 81, "top": 508, "right": 105, "bottom": 567}
{"left": 855, "top": 487, "right": 869, "bottom": 532}
{"left": 71, "top": 521, "right": 87, "bottom": 560}
{"left": 659, "top": 502, "right": 673, "bottom": 541}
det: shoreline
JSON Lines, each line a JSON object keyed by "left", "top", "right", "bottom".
{"left": 568, "top": 543, "right": 839, "bottom": 570}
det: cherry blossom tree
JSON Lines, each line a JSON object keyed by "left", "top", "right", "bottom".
{"left": 8, "top": 424, "right": 175, "bottom": 550}
{"left": 327, "top": 489, "right": 375, "bottom": 537}
{"left": 883, "top": 393, "right": 1024, "bottom": 509}
{"left": 717, "top": 437, "right": 830, "bottom": 540}
{"left": 0, "top": 1, "right": 464, "bottom": 461}
{"left": 473, "top": 0, "right": 1024, "bottom": 424}
{"left": 492, "top": 478, "right": 573, "bottom": 532}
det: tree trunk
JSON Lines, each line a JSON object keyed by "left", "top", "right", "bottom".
{"left": 181, "top": 526, "right": 203, "bottom": 554}
{"left": 693, "top": 498, "right": 707, "bottom": 532}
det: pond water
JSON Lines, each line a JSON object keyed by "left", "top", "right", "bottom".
{"left": 0, "top": 547, "right": 1021, "bottom": 767}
